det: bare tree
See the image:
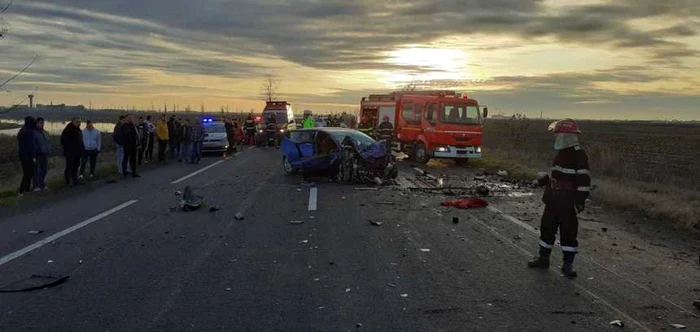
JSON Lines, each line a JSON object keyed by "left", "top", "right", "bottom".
{"left": 401, "top": 80, "right": 420, "bottom": 91}
{"left": 261, "top": 75, "right": 280, "bottom": 102}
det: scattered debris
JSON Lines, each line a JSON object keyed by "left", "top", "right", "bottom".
{"left": 670, "top": 323, "right": 686, "bottom": 329}
{"left": 234, "top": 212, "right": 244, "bottom": 220}
{"left": 609, "top": 320, "right": 624, "bottom": 328}
{"left": 441, "top": 197, "right": 488, "bottom": 209}
{"left": 27, "top": 230, "right": 43, "bottom": 235}
{"left": 400, "top": 293, "right": 408, "bottom": 298}
{"left": 356, "top": 323, "right": 363, "bottom": 328}
{"left": 225, "top": 288, "right": 232, "bottom": 291}
{"left": 174, "top": 190, "right": 182, "bottom": 196}
{"left": 355, "top": 187, "right": 379, "bottom": 191}
{"left": 346, "top": 288, "right": 351, "bottom": 293}
{"left": 475, "top": 185, "right": 490, "bottom": 196}
{"left": 342, "top": 197, "right": 346, "bottom": 200}
{"left": 474, "top": 175, "right": 486, "bottom": 181}
{"left": 693, "top": 300, "right": 700, "bottom": 310}
{"left": 209, "top": 206, "right": 220, "bottom": 212}
{"left": 374, "top": 177, "right": 383, "bottom": 186}
{"left": 368, "top": 220, "right": 384, "bottom": 227}
{"left": 289, "top": 220, "right": 305, "bottom": 225}
{"left": 413, "top": 168, "right": 426, "bottom": 176}
{"left": 0, "top": 275, "right": 70, "bottom": 293}
{"left": 513, "top": 234, "right": 522, "bottom": 241}
{"left": 452, "top": 217, "right": 459, "bottom": 224}
{"left": 79, "top": 260, "right": 83, "bottom": 264}
{"left": 47, "top": 260, "right": 54, "bottom": 263}
{"left": 301, "top": 181, "right": 316, "bottom": 187}
{"left": 296, "top": 188, "right": 303, "bottom": 192}
{"left": 180, "top": 186, "right": 203, "bottom": 211}
{"left": 376, "top": 202, "right": 396, "bottom": 206}
{"left": 300, "top": 240, "right": 309, "bottom": 244}
{"left": 601, "top": 228, "right": 608, "bottom": 233}
{"left": 387, "top": 283, "right": 397, "bottom": 288}
{"left": 497, "top": 170, "right": 508, "bottom": 177}
{"left": 437, "top": 178, "right": 444, "bottom": 187}
{"left": 419, "top": 248, "right": 431, "bottom": 252}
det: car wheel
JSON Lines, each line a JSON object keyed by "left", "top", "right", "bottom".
{"left": 282, "top": 156, "right": 297, "bottom": 175}
{"left": 455, "top": 159, "right": 468, "bottom": 166}
{"left": 414, "top": 142, "right": 430, "bottom": 164}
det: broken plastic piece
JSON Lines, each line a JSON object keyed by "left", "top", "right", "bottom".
{"left": 368, "top": 220, "right": 383, "bottom": 226}
{"left": 670, "top": 324, "right": 686, "bottom": 329}
{"left": 452, "top": 217, "right": 459, "bottom": 224}
{"left": 27, "top": 230, "right": 43, "bottom": 235}
{"left": 475, "top": 185, "right": 490, "bottom": 196}
{"left": 497, "top": 170, "right": 508, "bottom": 177}
{"left": 609, "top": 320, "right": 624, "bottom": 327}
{"left": 694, "top": 300, "right": 700, "bottom": 310}
{"left": 289, "top": 220, "right": 305, "bottom": 225}
{"left": 346, "top": 288, "right": 351, "bottom": 293}
{"left": 300, "top": 239, "right": 309, "bottom": 244}
{"left": 234, "top": 212, "right": 244, "bottom": 220}
{"left": 0, "top": 275, "right": 69, "bottom": 293}
{"left": 174, "top": 191, "right": 182, "bottom": 196}
{"left": 355, "top": 187, "right": 379, "bottom": 191}
{"left": 209, "top": 206, "right": 220, "bottom": 212}
{"left": 400, "top": 293, "right": 408, "bottom": 298}
{"left": 419, "top": 248, "right": 431, "bottom": 252}
{"left": 180, "top": 186, "right": 203, "bottom": 211}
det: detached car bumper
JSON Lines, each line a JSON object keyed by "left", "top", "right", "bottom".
{"left": 432, "top": 146, "right": 481, "bottom": 159}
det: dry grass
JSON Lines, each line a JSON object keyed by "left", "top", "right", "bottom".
{"left": 481, "top": 118, "right": 700, "bottom": 230}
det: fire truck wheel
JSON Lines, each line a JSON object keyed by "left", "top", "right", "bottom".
{"left": 455, "top": 159, "right": 468, "bottom": 166}
{"left": 414, "top": 142, "right": 430, "bottom": 164}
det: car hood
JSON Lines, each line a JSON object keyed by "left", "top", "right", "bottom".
{"left": 205, "top": 132, "right": 227, "bottom": 140}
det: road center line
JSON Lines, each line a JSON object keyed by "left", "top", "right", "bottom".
{"left": 308, "top": 187, "right": 318, "bottom": 211}
{"left": 487, "top": 204, "right": 698, "bottom": 318}
{"left": 171, "top": 160, "right": 225, "bottom": 184}
{"left": 0, "top": 200, "right": 138, "bottom": 268}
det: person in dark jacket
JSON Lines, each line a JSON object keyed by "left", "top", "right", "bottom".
{"left": 60, "top": 117, "right": 84, "bottom": 186}
{"left": 377, "top": 115, "right": 394, "bottom": 152}
{"left": 119, "top": 114, "right": 141, "bottom": 178}
{"left": 225, "top": 118, "right": 235, "bottom": 153}
{"left": 17, "top": 116, "right": 37, "bottom": 195}
{"left": 528, "top": 118, "right": 590, "bottom": 279}
{"left": 167, "top": 115, "right": 179, "bottom": 158}
{"left": 113, "top": 115, "right": 131, "bottom": 175}
{"left": 33, "top": 117, "right": 51, "bottom": 191}
{"left": 243, "top": 114, "right": 256, "bottom": 145}
{"left": 178, "top": 118, "right": 192, "bottom": 162}
{"left": 137, "top": 116, "right": 148, "bottom": 165}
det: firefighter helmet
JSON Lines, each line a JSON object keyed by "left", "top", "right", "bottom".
{"left": 548, "top": 118, "right": 581, "bottom": 134}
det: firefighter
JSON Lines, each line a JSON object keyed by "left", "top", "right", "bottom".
{"left": 358, "top": 115, "right": 373, "bottom": 138}
{"left": 243, "top": 114, "right": 256, "bottom": 145}
{"left": 528, "top": 118, "right": 590, "bottom": 279}
{"left": 265, "top": 113, "right": 279, "bottom": 148}
{"left": 377, "top": 115, "right": 394, "bottom": 152}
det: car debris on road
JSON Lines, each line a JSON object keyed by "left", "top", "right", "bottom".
{"left": 441, "top": 197, "right": 488, "bottom": 209}
{"left": 609, "top": 320, "right": 624, "bottom": 327}
{"left": 27, "top": 230, "right": 43, "bottom": 235}
{"left": 289, "top": 220, "right": 305, "bottom": 225}
{"left": 234, "top": 212, "right": 244, "bottom": 220}
{"left": 0, "top": 275, "right": 70, "bottom": 293}
{"left": 368, "top": 220, "right": 383, "bottom": 226}
{"left": 670, "top": 323, "right": 686, "bottom": 329}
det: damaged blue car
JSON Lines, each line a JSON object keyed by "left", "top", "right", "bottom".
{"left": 281, "top": 128, "right": 398, "bottom": 184}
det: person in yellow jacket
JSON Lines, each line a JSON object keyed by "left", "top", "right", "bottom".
{"left": 155, "top": 114, "right": 170, "bottom": 163}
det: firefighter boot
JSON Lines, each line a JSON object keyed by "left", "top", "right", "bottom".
{"left": 527, "top": 247, "right": 551, "bottom": 269}
{"left": 562, "top": 252, "right": 578, "bottom": 279}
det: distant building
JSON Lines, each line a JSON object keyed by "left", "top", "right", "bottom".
{"left": 35, "top": 103, "right": 87, "bottom": 112}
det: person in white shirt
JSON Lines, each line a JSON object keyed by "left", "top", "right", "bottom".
{"left": 80, "top": 120, "right": 102, "bottom": 179}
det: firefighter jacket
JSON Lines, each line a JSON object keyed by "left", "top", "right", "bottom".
{"left": 539, "top": 145, "right": 590, "bottom": 205}
{"left": 244, "top": 119, "right": 256, "bottom": 132}
{"left": 378, "top": 122, "right": 394, "bottom": 140}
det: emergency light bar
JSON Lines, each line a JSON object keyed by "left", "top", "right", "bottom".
{"left": 202, "top": 118, "right": 214, "bottom": 123}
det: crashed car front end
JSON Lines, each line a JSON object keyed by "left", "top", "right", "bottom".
{"left": 336, "top": 137, "right": 398, "bottom": 185}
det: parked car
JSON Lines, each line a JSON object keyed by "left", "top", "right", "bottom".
{"left": 202, "top": 120, "right": 229, "bottom": 153}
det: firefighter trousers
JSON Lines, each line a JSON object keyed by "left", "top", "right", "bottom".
{"left": 539, "top": 198, "right": 579, "bottom": 254}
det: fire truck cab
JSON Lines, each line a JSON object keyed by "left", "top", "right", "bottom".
{"left": 360, "top": 90, "right": 487, "bottom": 164}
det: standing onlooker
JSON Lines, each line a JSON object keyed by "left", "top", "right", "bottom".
{"left": 225, "top": 118, "right": 234, "bottom": 153}
{"left": 17, "top": 116, "right": 37, "bottom": 196}
{"left": 179, "top": 119, "right": 192, "bottom": 163}
{"left": 33, "top": 117, "right": 51, "bottom": 192}
{"left": 80, "top": 120, "right": 102, "bottom": 179}
{"left": 137, "top": 116, "right": 148, "bottom": 165}
{"left": 60, "top": 117, "right": 84, "bottom": 186}
{"left": 145, "top": 115, "right": 156, "bottom": 162}
{"left": 243, "top": 114, "right": 256, "bottom": 145}
{"left": 167, "top": 115, "right": 179, "bottom": 159}
{"left": 114, "top": 115, "right": 131, "bottom": 175}
{"left": 155, "top": 114, "right": 169, "bottom": 162}
{"left": 190, "top": 117, "right": 205, "bottom": 164}
{"left": 119, "top": 114, "right": 141, "bottom": 178}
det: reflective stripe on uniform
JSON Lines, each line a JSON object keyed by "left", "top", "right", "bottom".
{"left": 552, "top": 165, "right": 576, "bottom": 174}
{"left": 561, "top": 246, "right": 578, "bottom": 253}
{"left": 577, "top": 186, "right": 591, "bottom": 192}
{"left": 539, "top": 240, "right": 553, "bottom": 249}
{"left": 576, "top": 169, "right": 590, "bottom": 175}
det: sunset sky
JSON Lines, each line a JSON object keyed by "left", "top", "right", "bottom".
{"left": 1, "top": 0, "right": 699, "bottom": 120}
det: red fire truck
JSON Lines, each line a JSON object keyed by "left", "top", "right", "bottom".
{"left": 359, "top": 90, "right": 488, "bottom": 164}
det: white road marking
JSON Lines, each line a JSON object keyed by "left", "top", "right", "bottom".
{"left": 308, "top": 187, "right": 318, "bottom": 211}
{"left": 470, "top": 215, "right": 653, "bottom": 332}
{"left": 487, "top": 204, "right": 699, "bottom": 319}
{"left": 0, "top": 200, "right": 138, "bottom": 267}
{"left": 170, "top": 160, "right": 225, "bottom": 184}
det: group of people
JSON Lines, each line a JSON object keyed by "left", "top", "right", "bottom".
{"left": 301, "top": 112, "right": 354, "bottom": 129}
{"left": 17, "top": 116, "right": 103, "bottom": 195}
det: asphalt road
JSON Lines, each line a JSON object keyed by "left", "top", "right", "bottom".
{"left": 0, "top": 147, "right": 698, "bottom": 331}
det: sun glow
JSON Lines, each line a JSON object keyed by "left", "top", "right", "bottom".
{"left": 380, "top": 47, "right": 475, "bottom": 87}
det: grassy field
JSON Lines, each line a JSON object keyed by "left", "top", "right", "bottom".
{"left": 478, "top": 118, "right": 700, "bottom": 230}
{"left": 0, "top": 121, "right": 21, "bottom": 130}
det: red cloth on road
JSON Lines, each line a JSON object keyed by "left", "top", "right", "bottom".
{"left": 441, "top": 197, "right": 488, "bottom": 209}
